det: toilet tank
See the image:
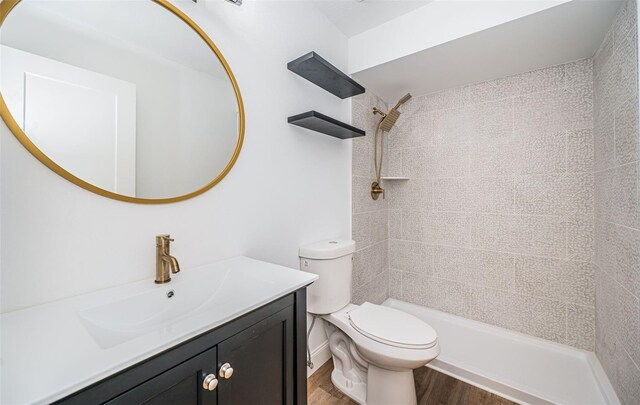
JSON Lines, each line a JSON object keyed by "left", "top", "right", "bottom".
{"left": 299, "top": 239, "right": 355, "bottom": 315}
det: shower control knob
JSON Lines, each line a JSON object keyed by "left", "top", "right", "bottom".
{"left": 203, "top": 374, "right": 218, "bottom": 391}
{"left": 219, "top": 363, "right": 234, "bottom": 379}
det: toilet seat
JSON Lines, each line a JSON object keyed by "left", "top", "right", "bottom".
{"left": 323, "top": 303, "right": 440, "bottom": 374}
{"left": 348, "top": 302, "right": 437, "bottom": 349}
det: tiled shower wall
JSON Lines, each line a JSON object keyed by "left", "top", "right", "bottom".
{"left": 593, "top": 1, "right": 640, "bottom": 403}
{"left": 352, "top": 59, "right": 596, "bottom": 349}
{"left": 351, "top": 93, "right": 390, "bottom": 305}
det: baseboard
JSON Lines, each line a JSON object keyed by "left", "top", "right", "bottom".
{"left": 307, "top": 340, "right": 331, "bottom": 377}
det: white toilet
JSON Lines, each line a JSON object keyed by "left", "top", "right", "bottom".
{"left": 300, "top": 239, "right": 440, "bottom": 405}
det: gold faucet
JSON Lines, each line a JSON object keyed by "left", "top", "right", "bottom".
{"left": 155, "top": 234, "right": 180, "bottom": 284}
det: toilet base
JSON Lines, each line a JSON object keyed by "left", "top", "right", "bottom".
{"left": 325, "top": 321, "right": 419, "bottom": 405}
{"left": 367, "top": 365, "right": 416, "bottom": 405}
{"left": 331, "top": 368, "right": 367, "bottom": 404}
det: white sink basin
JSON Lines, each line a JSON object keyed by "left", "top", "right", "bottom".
{"left": 77, "top": 259, "right": 309, "bottom": 349}
{"left": 78, "top": 269, "right": 231, "bottom": 348}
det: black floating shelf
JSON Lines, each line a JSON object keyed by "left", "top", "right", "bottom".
{"left": 288, "top": 52, "right": 365, "bottom": 99}
{"left": 288, "top": 111, "right": 365, "bottom": 139}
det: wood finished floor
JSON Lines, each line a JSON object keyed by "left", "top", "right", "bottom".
{"left": 308, "top": 360, "right": 517, "bottom": 405}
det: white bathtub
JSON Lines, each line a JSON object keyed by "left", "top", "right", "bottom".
{"left": 384, "top": 299, "right": 619, "bottom": 405}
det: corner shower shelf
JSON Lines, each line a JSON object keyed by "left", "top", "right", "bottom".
{"left": 381, "top": 177, "right": 410, "bottom": 181}
{"left": 288, "top": 52, "right": 365, "bottom": 99}
{"left": 288, "top": 111, "right": 365, "bottom": 139}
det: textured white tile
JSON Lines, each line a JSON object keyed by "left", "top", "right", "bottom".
{"left": 520, "top": 130, "right": 567, "bottom": 175}
{"left": 514, "top": 173, "right": 594, "bottom": 216}
{"left": 389, "top": 270, "right": 402, "bottom": 300}
{"left": 468, "top": 75, "right": 519, "bottom": 103}
{"left": 353, "top": 270, "right": 389, "bottom": 305}
{"left": 352, "top": 212, "right": 371, "bottom": 250}
{"left": 432, "top": 99, "right": 513, "bottom": 144}
{"left": 613, "top": 0, "right": 637, "bottom": 49}
{"left": 595, "top": 27, "right": 638, "bottom": 122}
{"left": 565, "top": 59, "right": 593, "bottom": 89}
{"left": 514, "top": 256, "right": 594, "bottom": 306}
{"left": 433, "top": 177, "right": 515, "bottom": 213}
{"left": 433, "top": 246, "right": 514, "bottom": 290}
{"left": 387, "top": 179, "right": 432, "bottom": 211}
{"left": 594, "top": 109, "right": 615, "bottom": 171}
{"left": 595, "top": 163, "right": 640, "bottom": 229}
{"left": 566, "top": 304, "right": 595, "bottom": 351}
{"left": 468, "top": 288, "right": 520, "bottom": 329}
{"left": 402, "top": 147, "right": 432, "bottom": 179}
{"left": 352, "top": 241, "right": 387, "bottom": 288}
{"left": 471, "top": 288, "right": 567, "bottom": 344}
{"left": 400, "top": 210, "right": 428, "bottom": 242}
{"left": 514, "top": 86, "right": 593, "bottom": 134}
{"left": 416, "top": 86, "right": 470, "bottom": 112}
{"left": 517, "top": 64, "right": 566, "bottom": 95}
{"left": 427, "top": 212, "right": 471, "bottom": 247}
{"left": 567, "top": 129, "right": 594, "bottom": 173}
{"left": 370, "top": 210, "right": 388, "bottom": 245}
{"left": 515, "top": 295, "right": 567, "bottom": 342}
{"left": 389, "top": 240, "right": 432, "bottom": 274}
{"left": 431, "top": 141, "right": 470, "bottom": 178}
{"left": 614, "top": 94, "right": 639, "bottom": 166}
{"left": 352, "top": 139, "right": 373, "bottom": 177}
{"left": 595, "top": 220, "right": 640, "bottom": 300}
{"left": 567, "top": 214, "right": 595, "bottom": 263}
{"left": 389, "top": 209, "right": 402, "bottom": 239}
{"left": 595, "top": 268, "right": 621, "bottom": 390}
{"left": 594, "top": 28, "right": 614, "bottom": 81}
{"left": 401, "top": 272, "right": 430, "bottom": 307}
{"left": 470, "top": 214, "right": 567, "bottom": 258}
{"left": 385, "top": 148, "right": 403, "bottom": 178}
{"left": 352, "top": 248, "right": 371, "bottom": 289}
{"left": 615, "top": 284, "right": 640, "bottom": 367}
{"left": 418, "top": 276, "right": 477, "bottom": 318}
{"left": 469, "top": 135, "right": 525, "bottom": 177}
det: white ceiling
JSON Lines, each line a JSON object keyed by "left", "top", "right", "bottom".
{"left": 312, "top": 0, "right": 432, "bottom": 37}
{"left": 352, "top": 0, "right": 623, "bottom": 102}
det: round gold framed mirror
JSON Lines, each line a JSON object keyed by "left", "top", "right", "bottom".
{"left": 0, "top": 0, "right": 244, "bottom": 203}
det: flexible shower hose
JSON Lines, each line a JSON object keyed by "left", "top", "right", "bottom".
{"left": 373, "top": 117, "right": 386, "bottom": 185}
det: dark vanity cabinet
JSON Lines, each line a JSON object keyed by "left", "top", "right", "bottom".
{"left": 57, "top": 290, "right": 308, "bottom": 405}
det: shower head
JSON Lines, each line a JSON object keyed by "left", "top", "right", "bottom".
{"left": 378, "top": 93, "right": 412, "bottom": 132}
{"left": 393, "top": 93, "right": 412, "bottom": 110}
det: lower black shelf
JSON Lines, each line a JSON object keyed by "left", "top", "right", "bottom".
{"left": 288, "top": 111, "right": 365, "bottom": 140}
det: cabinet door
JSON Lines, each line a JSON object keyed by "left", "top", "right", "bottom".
{"left": 217, "top": 307, "right": 295, "bottom": 405}
{"left": 106, "top": 347, "right": 218, "bottom": 405}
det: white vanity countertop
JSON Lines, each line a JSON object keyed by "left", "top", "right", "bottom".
{"left": 0, "top": 256, "right": 317, "bottom": 405}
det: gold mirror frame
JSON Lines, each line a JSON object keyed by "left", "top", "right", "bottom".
{"left": 0, "top": 0, "right": 245, "bottom": 204}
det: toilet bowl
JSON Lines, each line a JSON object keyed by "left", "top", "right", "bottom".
{"left": 300, "top": 239, "right": 440, "bottom": 405}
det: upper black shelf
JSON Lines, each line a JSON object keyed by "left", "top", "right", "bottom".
{"left": 288, "top": 111, "right": 365, "bottom": 139}
{"left": 288, "top": 52, "right": 365, "bottom": 99}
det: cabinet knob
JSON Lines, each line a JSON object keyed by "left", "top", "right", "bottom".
{"left": 219, "top": 363, "right": 234, "bottom": 379}
{"left": 203, "top": 374, "right": 218, "bottom": 391}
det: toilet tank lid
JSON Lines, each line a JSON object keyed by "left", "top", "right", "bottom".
{"left": 299, "top": 239, "right": 355, "bottom": 260}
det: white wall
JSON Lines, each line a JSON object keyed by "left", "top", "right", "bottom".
{"left": 0, "top": 0, "right": 350, "bottom": 357}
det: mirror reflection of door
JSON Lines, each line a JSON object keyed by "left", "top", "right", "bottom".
{"left": 0, "top": 0, "right": 242, "bottom": 202}
{"left": 1, "top": 45, "right": 137, "bottom": 195}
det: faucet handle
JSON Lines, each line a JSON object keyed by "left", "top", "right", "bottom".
{"left": 156, "top": 234, "right": 174, "bottom": 246}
